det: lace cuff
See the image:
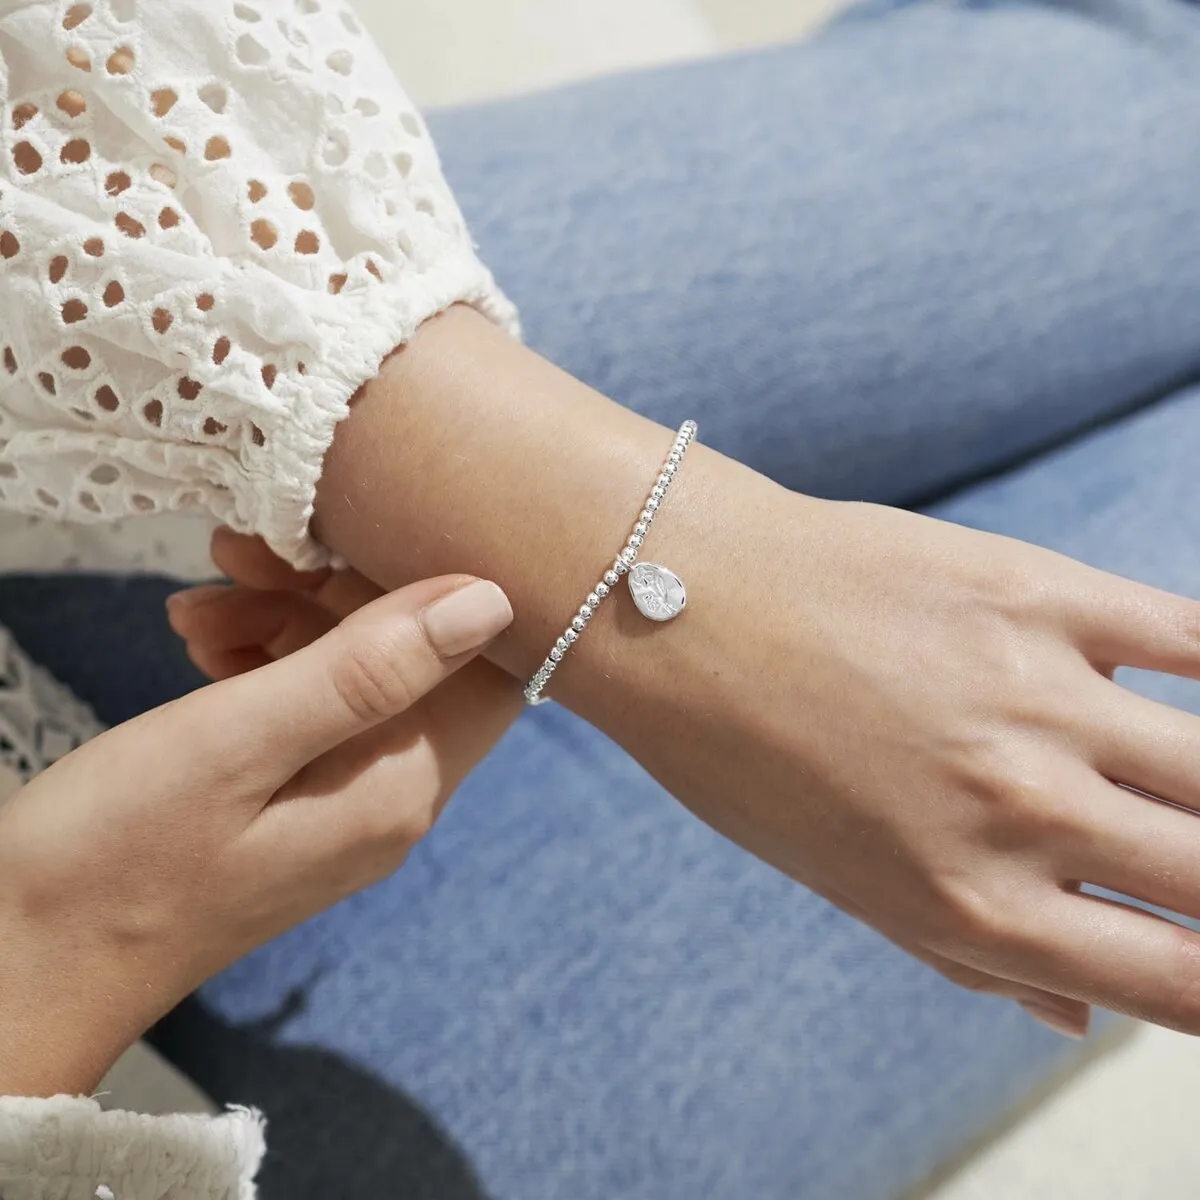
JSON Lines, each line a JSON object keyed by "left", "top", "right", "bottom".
{"left": 0, "top": 1096, "right": 264, "bottom": 1200}
{"left": 0, "top": 0, "right": 518, "bottom": 568}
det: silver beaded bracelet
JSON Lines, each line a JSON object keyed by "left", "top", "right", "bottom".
{"left": 524, "top": 419, "right": 697, "bottom": 706}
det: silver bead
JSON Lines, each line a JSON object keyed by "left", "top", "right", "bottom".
{"left": 523, "top": 419, "right": 696, "bottom": 706}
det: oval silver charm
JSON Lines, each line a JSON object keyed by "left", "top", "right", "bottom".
{"left": 628, "top": 562, "right": 687, "bottom": 622}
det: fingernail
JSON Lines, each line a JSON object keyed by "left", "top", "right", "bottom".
{"left": 1021, "top": 1001, "right": 1087, "bottom": 1040}
{"left": 166, "top": 585, "right": 227, "bottom": 612}
{"left": 421, "top": 580, "right": 513, "bottom": 658}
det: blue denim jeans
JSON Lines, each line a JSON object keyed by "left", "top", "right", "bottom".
{"left": 7, "top": 0, "right": 1200, "bottom": 1195}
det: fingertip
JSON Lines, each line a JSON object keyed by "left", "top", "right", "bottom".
{"left": 166, "top": 584, "right": 229, "bottom": 631}
{"left": 210, "top": 524, "right": 246, "bottom": 552}
{"left": 420, "top": 579, "right": 514, "bottom": 660}
{"left": 209, "top": 525, "right": 259, "bottom": 570}
{"left": 210, "top": 527, "right": 331, "bottom": 592}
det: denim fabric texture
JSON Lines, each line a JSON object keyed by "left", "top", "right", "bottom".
{"left": 5, "top": 0, "right": 1200, "bottom": 1194}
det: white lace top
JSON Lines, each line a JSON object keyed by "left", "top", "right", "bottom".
{"left": 0, "top": 1, "right": 516, "bottom": 1193}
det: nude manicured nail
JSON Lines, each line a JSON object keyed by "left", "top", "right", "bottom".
{"left": 421, "top": 580, "right": 513, "bottom": 658}
{"left": 1021, "top": 1001, "right": 1087, "bottom": 1040}
{"left": 166, "top": 585, "right": 227, "bottom": 611}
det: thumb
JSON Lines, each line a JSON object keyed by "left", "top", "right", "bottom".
{"left": 198, "top": 575, "right": 513, "bottom": 783}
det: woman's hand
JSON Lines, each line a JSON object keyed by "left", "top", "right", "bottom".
{"left": 0, "top": 571, "right": 517, "bottom": 1097}
{"left": 169, "top": 527, "right": 389, "bottom": 683}
{"left": 194, "top": 311, "right": 1200, "bottom": 1039}
{"left": 594, "top": 476, "right": 1200, "bottom": 1039}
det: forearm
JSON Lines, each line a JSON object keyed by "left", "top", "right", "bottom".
{"left": 0, "top": 960, "right": 129, "bottom": 1097}
{"left": 315, "top": 306, "right": 668, "bottom": 685}
{"left": 312, "top": 306, "right": 796, "bottom": 745}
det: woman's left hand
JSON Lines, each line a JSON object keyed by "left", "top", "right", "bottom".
{"left": 0, "top": 570, "right": 518, "bottom": 1097}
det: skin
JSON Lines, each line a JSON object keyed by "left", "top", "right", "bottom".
{"left": 0, "top": 571, "right": 515, "bottom": 1095}
{"left": 14, "top": 301, "right": 1200, "bottom": 1094}
{"left": 236, "top": 306, "right": 1200, "bottom": 1037}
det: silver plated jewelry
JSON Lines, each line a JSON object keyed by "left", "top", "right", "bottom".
{"left": 524, "top": 420, "right": 697, "bottom": 706}
{"left": 628, "top": 562, "right": 687, "bottom": 622}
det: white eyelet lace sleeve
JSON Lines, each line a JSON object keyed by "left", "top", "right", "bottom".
{"left": 0, "top": 0, "right": 518, "bottom": 569}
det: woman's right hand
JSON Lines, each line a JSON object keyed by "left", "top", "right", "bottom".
{"left": 2, "top": 567, "right": 518, "bottom": 1097}
{"left": 599, "top": 464, "right": 1200, "bottom": 1037}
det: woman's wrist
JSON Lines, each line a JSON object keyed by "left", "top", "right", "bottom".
{"left": 313, "top": 306, "right": 712, "bottom": 697}
{"left": 312, "top": 306, "right": 805, "bottom": 746}
{"left": 0, "top": 930, "right": 141, "bottom": 1096}
{"left": 0, "top": 989, "right": 122, "bottom": 1098}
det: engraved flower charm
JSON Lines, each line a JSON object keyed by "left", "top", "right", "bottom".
{"left": 628, "top": 562, "right": 687, "bottom": 622}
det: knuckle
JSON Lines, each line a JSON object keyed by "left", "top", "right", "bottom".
{"left": 329, "top": 636, "right": 416, "bottom": 724}
{"left": 997, "top": 775, "right": 1074, "bottom": 841}
{"left": 355, "top": 798, "right": 435, "bottom": 855}
{"left": 952, "top": 893, "right": 1009, "bottom": 950}
{"left": 352, "top": 739, "right": 442, "bottom": 850}
{"left": 989, "top": 546, "right": 1073, "bottom": 622}
{"left": 981, "top": 557, "right": 1048, "bottom": 628}
{"left": 957, "top": 749, "right": 1076, "bottom": 849}
{"left": 393, "top": 802, "right": 436, "bottom": 847}
{"left": 931, "top": 878, "right": 1029, "bottom": 964}
{"left": 935, "top": 879, "right": 1007, "bottom": 949}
